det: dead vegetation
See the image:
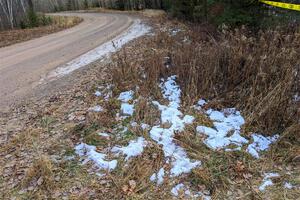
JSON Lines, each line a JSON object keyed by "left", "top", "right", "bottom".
{"left": 0, "top": 17, "right": 299, "bottom": 199}
{"left": 105, "top": 18, "right": 300, "bottom": 198}
{"left": 112, "top": 20, "right": 300, "bottom": 136}
{"left": 0, "top": 15, "right": 82, "bottom": 48}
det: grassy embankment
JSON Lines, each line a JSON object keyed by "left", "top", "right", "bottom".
{"left": 0, "top": 10, "right": 299, "bottom": 199}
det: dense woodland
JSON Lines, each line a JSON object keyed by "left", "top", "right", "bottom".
{"left": 0, "top": 0, "right": 299, "bottom": 30}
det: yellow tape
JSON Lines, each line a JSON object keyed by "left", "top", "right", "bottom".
{"left": 260, "top": 0, "right": 300, "bottom": 11}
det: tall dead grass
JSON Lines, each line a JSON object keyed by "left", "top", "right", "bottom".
{"left": 111, "top": 23, "right": 299, "bottom": 136}
{"left": 172, "top": 26, "right": 300, "bottom": 135}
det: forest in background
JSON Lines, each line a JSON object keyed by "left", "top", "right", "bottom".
{"left": 1, "top": 0, "right": 300, "bottom": 30}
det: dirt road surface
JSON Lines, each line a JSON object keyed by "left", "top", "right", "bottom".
{"left": 0, "top": 12, "right": 134, "bottom": 111}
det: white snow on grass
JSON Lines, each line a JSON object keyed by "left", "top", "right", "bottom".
{"left": 171, "top": 183, "right": 211, "bottom": 199}
{"left": 259, "top": 172, "right": 280, "bottom": 191}
{"left": 88, "top": 105, "right": 104, "bottom": 112}
{"left": 118, "top": 90, "right": 135, "bottom": 116}
{"left": 112, "top": 137, "right": 147, "bottom": 160}
{"left": 150, "top": 167, "right": 165, "bottom": 185}
{"left": 195, "top": 102, "right": 278, "bottom": 157}
{"left": 120, "top": 103, "right": 134, "bottom": 116}
{"left": 293, "top": 93, "right": 300, "bottom": 102}
{"left": 284, "top": 182, "right": 294, "bottom": 189}
{"left": 98, "top": 132, "right": 110, "bottom": 138}
{"left": 75, "top": 143, "right": 117, "bottom": 170}
{"left": 196, "top": 107, "right": 248, "bottom": 150}
{"left": 141, "top": 123, "right": 150, "bottom": 130}
{"left": 150, "top": 76, "right": 200, "bottom": 179}
{"left": 171, "top": 183, "right": 185, "bottom": 196}
{"left": 118, "top": 90, "right": 134, "bottom": 102}
{"left": 95, "top": 91, "right": 102, "bottom": 97}
{"left": 48, "top": 20, "right": 151, "bottom": 78}
{"left": 246, "top": 134, "right": 279, "bottom": 158}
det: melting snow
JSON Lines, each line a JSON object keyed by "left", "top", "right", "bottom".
{"left": 120, "top": 103, "right": 134, "bottom": 116}
{"left": 293, "top": 93, "right": 300, "bottom": 102}
{"left": 196, "top": 108, "right": 248, "bottom": 150}
{"left": 247, "top": 134, "right": 279, "bottom": 158}
{"left": 95, "top": 91, "right": 102, "bottom": 97}
{"left": 48, "top": 20, "right": 151, "bottom": 78}
{"left": 171, "top": 183, "right": 185, "bottom": 196}
{"left": 98, "top": 132, "right": 110, "bottom": 138}
{"left": 112, "top": 137, "right": 147, "bottom": 160}
{"left": 150, "top": 167, "right": 165, "bottom": 185}
{"left": 171, "top": 183, "right": 211, "bottom": 199}
{"left": 118, "top": 90, "right": 135, "bottom": 116}
{"left": 150, "top": 76, "right": 200, "bottom": 179}
{"left": 141, "top": 123, "right": 150, "bottom": 130}
{"left": 259, "top": 172, "right": 280, "bottom": 191}
{"left": 75, "top": 143, "right": 117, "bottom": 170}
{"left": 284, "top": 182, "right": 293, "bottom": 189}
{"left": 88, "top": 105, "right": 104, "bottom": 112}
{"left": 118, "top": 90, "right": 134, "bottom": 102}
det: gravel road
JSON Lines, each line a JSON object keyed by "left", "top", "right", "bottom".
{"left": 0, "top": 12, "right": 134, "bottom": 111}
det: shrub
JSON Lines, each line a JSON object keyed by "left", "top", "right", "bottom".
{"left": 27, "top": 9, "right": 39, "bottom": 28}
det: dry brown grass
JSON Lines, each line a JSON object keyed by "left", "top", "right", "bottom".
{"left": 22, "top": 156, "right": 55, "bottom": 192}
{"left": 105, "top": 19, "right": 300, "bottom": 198}
{"left": 1, "top": 17, "right": 299, "bottom": 199}
{"left": 170, "top": 26, "right": 300, "bottom": 136}
{"left": 142, "top": 9, "right": 167, "bottom": 18}
{"left": 0, "top": 16, "right": 82, "bottom": 48}
{"left": 111, "top": 21, "right": 299, "bottom": 136}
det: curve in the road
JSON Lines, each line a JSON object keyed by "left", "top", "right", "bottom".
{"left": 0, "top": 12, "right": 135, "bottom": 110}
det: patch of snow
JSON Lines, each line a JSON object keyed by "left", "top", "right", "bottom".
{"left": 170, "top": 28, "right": 181, "bottom": 36}
{"left": 293, "top": 93, "right": 300, "bottom": 102}
{"left": 259, "top": 172, "right": 280, "bottom": 191}
{"left": 48, "top": 20, "right": 151, "bottom": 78}
{"left": 118, "top": 90, "right": 134, "bottom": 102}
{"left": 283, "top": 182, "right": 300, "bottom": 190}
{"left": 88, "top": 105, "right": 104, "bottom": 112}
{"left": 121, "top": 103, "right": 134, "bottom": 116}
{"left": 150, "top": 76, "right": 200, "bottom": 179}
{"left": 112, "top": 137, "right": 147, "bottom": 160}
{"left": 75, "top": 143, "right": 117, "bottom": 170}
{"left": 171, "top": 183, "right": 210, "bottom": 199}
{"left": 284, "top": 182, "right": 293, "bottom": 189}
{"left": 198, "top": 99, "right": 207, "bottom": 107}
{"left": 259, "top": 179, "right": 273, "bottom": 191}
{"left": 131, "top": 122, "right": 138, "bottom": 127}
{"left": 98, "top": 132, "right": 110, "bottom": 138}
{"left": 116, "top": 113, "right": 129, "bottom": 121}
{"left": 150, "top": 167, "right": 165, "bottom": 185}
{"left": 171, "top": 183, "right": 185, "bottom": 196}
{"left": 141, "top": 123, "right": 150, "bottom": 130}
{"left": 247, "top": 134, "right": 279, "bottom": 158}
{"left": 196, "top": 108, "right": 248, "bottom": 150}
{"left": 95, "top": 91, "right": 102, "bottom": 97}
